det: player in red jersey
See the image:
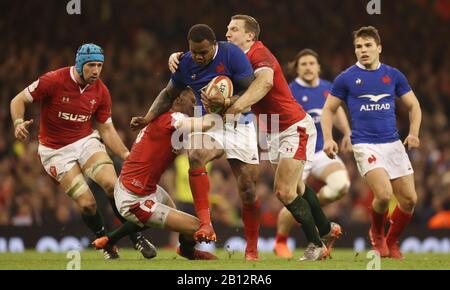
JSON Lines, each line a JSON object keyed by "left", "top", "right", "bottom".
{"left": 205, "top": 15, "right": 340, "bottom": 260}
{"left": 92, "top": 89, "right": 218, "bottom": 260}
{"left": 10, "top": 43, "right": 156, "bottom": 260}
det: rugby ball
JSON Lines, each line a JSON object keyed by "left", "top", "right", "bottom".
{"left": 203, "top": 75, "right": 233, "bottom": 114}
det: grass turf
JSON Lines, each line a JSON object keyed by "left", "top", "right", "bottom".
{"left": 1, "top": 249, "right": 449, "bottom": 270}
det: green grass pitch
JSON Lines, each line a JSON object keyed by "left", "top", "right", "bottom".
{"left": 1, "top": 249, "right": 449, "bottom": 270}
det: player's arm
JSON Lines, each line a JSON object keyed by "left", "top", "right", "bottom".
{"left": 228, "top": 69, "right": 273, "bottom": 114}
{"left": 200, "top": 74, "right": 256, "bottom": 112}
{"left": 174, "top": 114, "right": 220, "bottom": 133}
{"left": 97, "top": 122, "right": 130, "bottom": 160}
{"left": 400, "top": 90, "right": 422, "bottom": 149}
{"left": 130, "top": 80, "right": 182, "bottom": 131}
{"left": 333, "top": 106, "right": 352, "bottom": 153}
{"left": 10, "top": 90, "right": 34, "bottom": 141}
{"left": 321, "top": 95, "right": 343, "bottom": 159}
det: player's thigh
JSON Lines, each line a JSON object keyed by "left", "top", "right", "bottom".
{"left": 59, "top": 164, "right": 96, "bottom": 210}
{"left": 391, "top": 174, "right": 417, "bottom": 208}
{"left": 365, "top": 168, "right": 393, "bottom": 200}
{"left": 274, "top": 158, "right": 304, "bottom": 204}
{"left": 82, "top": 151, "right": 116, "bottom": 194}
{"left": 229, "top": 159, "right": 259, "bottom": 187}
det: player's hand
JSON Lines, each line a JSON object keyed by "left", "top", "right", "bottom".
{"left": 323, "top": 139, "right": 339, "bottom": 159}
{"left": 201, "top": 86, "right": 224, "bottom": 108}
{"left": 403, "top": 134, "right": 420, "bottom": 150}
{"left": 130, "top": 116, "right": 149, "bottom": 131}
{"left": 224, "top": 103, "right": 243, "bottom": 116}
{"left": 14, "top": 119, "right": 34, "bottom": 141}
{"left": 168, "top": 52, "right": 183, "bottom": 73}
{"left": 340, "top": 133, "right": 353, "bottom": 153}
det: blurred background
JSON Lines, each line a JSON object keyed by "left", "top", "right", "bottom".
{"left": 0, "top": 0, "right": 449, "bottom": 253}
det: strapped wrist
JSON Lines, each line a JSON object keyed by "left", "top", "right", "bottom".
{"left": 223, "top": 98, "right": 231, "bottom": 109}
{"left": 14, "top": 118, "right": 24, "bottom": 128}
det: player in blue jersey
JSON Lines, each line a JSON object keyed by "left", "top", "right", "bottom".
{"left": 130, "top": 24, "right": 261, "bottom": 260}
{"left": 274, "top": 49, "right": 352, "bottom": 258}
{"left": 321, "top": 27, "right": 422, "bottom": 259}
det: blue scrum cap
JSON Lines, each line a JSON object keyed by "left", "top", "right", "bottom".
{"left": 75, "top": 43, "right": 104, "bottom": 77}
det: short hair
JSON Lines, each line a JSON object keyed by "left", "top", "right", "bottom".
{"left": 353, "top": 26, "right": 381, "bottom": 45}
{"left": 231, "top": 15, "right": 260, "bottom": 41}
{"left": 294, "top": 48, "right": 319, "bottom": 66}
{"left": 188, "top": 24, "right": 216, "bottom": 43}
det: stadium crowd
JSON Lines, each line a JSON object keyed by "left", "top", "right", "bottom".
{"left": 0, "top": 0, "right": 449, "bottom": 233}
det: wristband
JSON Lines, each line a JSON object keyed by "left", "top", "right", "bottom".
{"left": 14, "top": 118, "right": 24, "bottom": 128}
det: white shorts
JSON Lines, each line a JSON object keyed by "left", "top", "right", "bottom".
{"left": 38, "top": 130, "right": 107, "bottom": 182}
{"left": 352, "top": 140, "right": 414, "bottom": 179}
{"left": 114, "top": 179, "right": 171, "bottom": 228}
{"left": 267, "top": 114, "right": 317, "bottom": 164}
{"left": 302, "top": 150, "right": 345, "bottom": 180}
{"left": 190, "top": 120, "right": 259, "bottom": 164}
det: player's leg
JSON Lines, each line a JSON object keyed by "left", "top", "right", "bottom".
{"left": 274, "top": 159, "right": 312, "bottom": 258}
{"left": 82, "top": 150, "right": 155, "bottom": 259}
{"left": 387, "top": 174, "right": 417, "bottom": 259}
{"left": 274, "top": 207, "right": 296, "bottom": 258}
{"left": 187, "top": 133, "right": 224, "bottom": 243}
{"left": 228, "top": 159, "right": 260, "bottom": 260}
{"left": 58, "top": 164, "right": 119, "bottom": 259}
{"left": 365, "top": 168, "right": 393, "bottom": 257}
{"left": 274, "top": 159, "right": 327, "bottom": 261}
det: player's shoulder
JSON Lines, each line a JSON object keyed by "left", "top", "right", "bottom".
{"left": 334, "top": 64, "right": 359, "bottom": 82}
{"left": 220, "top": 41, "right": 246, "bottom": 58}
{"left": 41, "top": 66, "right": 70, "bottom": 82}
{"left": 319, "top": 78, "right": 333, "bottom": 89}
{"left": 288, "top": 79, "right": 299, "bottom": 89}
{"left": 219, "top": 41, "right": 237, "bottom": 51}
{"left": 96, "top": 78, "right": 111, "bottom": 95}
{"left": 178, "top": 51, "right": 193, "bottom": 68}
{"left": 380, "top": 63, "right": 404, "bottom": 77}
{"left": 341, "top": 64, "right": 359, "bottom": 75}
{"left": 250, "top": 41, "right": 270, "bottom": 55}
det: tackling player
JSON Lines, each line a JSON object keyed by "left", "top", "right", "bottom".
{"left": 274, "top": 49, "right": 352, "bottom": 258}
{"left": 93, "top": 89, "right": 218, "bottom": 260}
{"left": 131, "top": 24, "right": 261, "bottom": 260}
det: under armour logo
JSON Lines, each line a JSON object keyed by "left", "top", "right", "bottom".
{"left": 191, "top": 74, "right": 197, "bottom": 80}
{"left": 90, "top": 99, "right": 96, "bottom": 107}
{"left": 356, "top": 78, "right": 362, "bottom": 85}
{"left": 368, "top": 154, "right": 377, "bottom": 164}
{"left": 62, "top": 97, "right": 70, "bottom": 103}
{"left": 286, "top": 148, "right": 293, "bottom": 153}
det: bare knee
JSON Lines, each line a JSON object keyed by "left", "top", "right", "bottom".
{"left": 188, "top": 150, "right": 209, "bottom": 168}
{"left": 399, "top": 194, "right": 417, "bottom": 212}
{"left": 275, "top": 185, "right": 296, "bottom": 205}
{"left": 373, "top": 190, "right": 392, "bottom": 208}
{"left": 78, "top": 200, "right": 97, "bottom": 215}
{"left": 101, "top": 180, "right": 115, "bottom": 198}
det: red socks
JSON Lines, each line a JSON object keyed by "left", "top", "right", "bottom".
{"left": 189, "top": 167, "right": 211, "bottom": 225}
{"left": 370, "top": 207, "right": 388, "bottom": 235}
{"left": 386, "top": 206, "right": 412, "bottom": 245}
{"left": 275, "top": 233, "right": 288, "bottom": 244}
{"left": 242, "top": 199, "right": 261, "bottom": 251}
